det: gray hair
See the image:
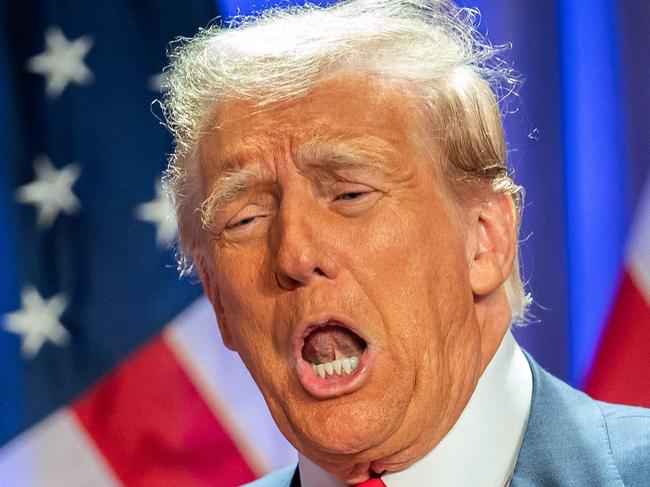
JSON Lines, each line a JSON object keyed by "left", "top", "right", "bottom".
{"left": 162, "top": 0, "right": 531, "bottom": 322}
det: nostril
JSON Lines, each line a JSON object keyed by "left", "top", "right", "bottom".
{"left": 276, "top": 265, "right": 330, "bottom": 290}
{"left": 276, "top": 272, "right": 302, "bottom": 290}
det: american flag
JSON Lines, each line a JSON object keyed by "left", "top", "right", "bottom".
{"left": 585, "top": 173, "right": 650, "bottom": 406}
{"left": 0, "top": 1, "right": 296, "bottom": 485}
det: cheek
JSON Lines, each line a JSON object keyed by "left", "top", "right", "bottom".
{"left": 215, "top": 269, "right": 296, "bottom": 403}
{"left": 214, "top": 248, "right": 273, "bottom": 347}
{"left": 350, "top": 201, "right": 473, "bottom": 349}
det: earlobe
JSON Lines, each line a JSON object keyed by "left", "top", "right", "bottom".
{"left": 196, "top": 256, "right": 237, "bottom": 351}
{"left": 468, "top": 193, "right": 517, "bottom": 297}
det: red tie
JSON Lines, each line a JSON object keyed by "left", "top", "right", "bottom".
{"left": 353, "top": 478, "right": 386, "bottom": 487}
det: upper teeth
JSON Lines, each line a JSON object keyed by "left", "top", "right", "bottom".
{"left": 311, "top": 357, "right": 360, "bottom": 378}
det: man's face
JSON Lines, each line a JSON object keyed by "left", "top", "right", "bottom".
{"left": 197, "top": 78, "right": 506, "bottom": 481}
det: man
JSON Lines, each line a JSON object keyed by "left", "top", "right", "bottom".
{"left": 162, "top": 0, "right": 650, "bottom": 485}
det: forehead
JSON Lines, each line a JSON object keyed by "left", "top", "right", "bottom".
{"left": 197, "top": 77, "right": 425, "bottom": 178}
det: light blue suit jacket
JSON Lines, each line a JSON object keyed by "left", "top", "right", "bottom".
{"left": 247, "top": 354, "right": 650, "bottom": 486}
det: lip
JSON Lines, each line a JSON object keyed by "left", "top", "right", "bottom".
{"left": 292, "top": 312, "right": 374, "bottom": 399}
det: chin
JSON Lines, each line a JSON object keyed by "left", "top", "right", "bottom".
{"left": 299, "top": 413, "right": 390, "bottom": 455}
{"left": 282, "top": 398, "right": 406, "bottom": 466}
{"left": 304, "top": 441, "right": 425, "bottom": 485}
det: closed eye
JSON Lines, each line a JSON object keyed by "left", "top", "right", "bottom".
{"left": 224, "top": 205, "right": 271, "bottom": 231}
{"left": 329, "top": 186, "right": 380, "bottom": 217}
{"left": 334, "top": 191, "right": 372, "bottom": 201}
{"left": 227, "top": 215, "right": 258, "bottom": 229}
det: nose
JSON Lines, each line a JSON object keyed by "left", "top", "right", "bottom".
{"left": 273, "top": 196, "right": 339, "bottom": 290}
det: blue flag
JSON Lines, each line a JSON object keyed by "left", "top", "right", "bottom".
{"left": 0, "top": 0, "right": 216, "bottom": 447}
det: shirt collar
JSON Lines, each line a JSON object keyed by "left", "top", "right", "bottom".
{"left": 298, "top": 331, "right": 532, "bottom": 487}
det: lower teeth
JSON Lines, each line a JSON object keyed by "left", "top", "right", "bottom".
{"left": 311, "top": 356, "right": 360, "bottom": 378}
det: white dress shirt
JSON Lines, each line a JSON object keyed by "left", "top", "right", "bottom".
{"left": 299, "top": 331, "right": 533, "bottom": 487}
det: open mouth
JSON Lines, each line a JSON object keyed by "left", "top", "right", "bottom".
{"left": 302, "top": 323, "right": 367, "bottom": 379}
{"left": 294, "top": 318, "right": 373, "bottom": 398}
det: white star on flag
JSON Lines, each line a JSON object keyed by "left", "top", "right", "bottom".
{"left": 135, "top": 181, "right": 177, "bottom": 246}
{"left": 3, "top": 286, "right": 71, "bottom": 359}
{"left": 25, "top": 26, "right": 94, "bottom": 98}
{"left": 15, "top": 155, "right": 82, "bottom": 229}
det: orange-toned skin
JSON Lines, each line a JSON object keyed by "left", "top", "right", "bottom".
{"left": 197, "top": 78, "right": 517, "bottom": 484}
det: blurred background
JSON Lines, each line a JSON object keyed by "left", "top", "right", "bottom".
{"left": 0, "top": 0, "right": 648, "bottom": 485}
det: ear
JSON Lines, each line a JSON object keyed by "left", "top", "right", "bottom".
{"left": 196, "top": 256, "right": 237, "bottom": 351}
{"left": 468, "top": 193, "right": 517, "bottom": 297}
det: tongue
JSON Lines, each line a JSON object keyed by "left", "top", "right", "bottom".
{"left": 302, "top": 324, "right": 366, "bottom": 364}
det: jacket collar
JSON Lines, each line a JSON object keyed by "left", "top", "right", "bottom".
{"left": 511, "top": 352, "right": 624, "bottom": 486}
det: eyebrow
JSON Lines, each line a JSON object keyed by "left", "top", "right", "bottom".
{"left": 296, "top": 136, "right": 397, "bottom": 173}
{"left": 200, "top": 167, "right": 260, "bottom": 232}
{"left": 200, "top": 137, "right": 397, "bottom": 231}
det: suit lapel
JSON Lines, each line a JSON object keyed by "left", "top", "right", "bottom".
{"left": 511, "top": 352, "right": 624, "bottom": 486}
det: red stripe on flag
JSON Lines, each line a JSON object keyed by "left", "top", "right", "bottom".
{"left": 585, "top": 271, "right": 650, "bottom": 407}
{"left": 72, "top": 335, "right": 257, "bottom": 487}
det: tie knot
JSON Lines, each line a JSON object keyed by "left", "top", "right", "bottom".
{"left": 353, "top": 478, "right": 386, "bottom": 487}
